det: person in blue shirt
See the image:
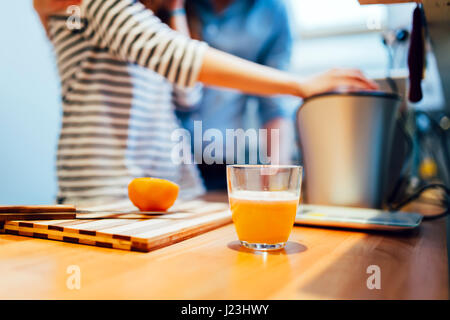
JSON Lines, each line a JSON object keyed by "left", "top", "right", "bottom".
{"left": 177, "top": 0, "right": 296, "bottom": 190}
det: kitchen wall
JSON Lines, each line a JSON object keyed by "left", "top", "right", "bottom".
{"left": 0, "top": 1, "right": 61, "bottom": 204}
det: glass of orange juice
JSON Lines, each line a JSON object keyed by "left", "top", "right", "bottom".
{"left": 227, "top": 165, "right": 302, "bottom": 251}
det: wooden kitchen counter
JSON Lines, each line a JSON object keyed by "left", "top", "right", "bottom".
{"left": 0, "top": 193, "right": 448, "bottom": 299}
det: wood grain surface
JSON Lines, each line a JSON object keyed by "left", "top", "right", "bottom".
{"left": 0, "top": 193, "right": 447, "bottom": 299}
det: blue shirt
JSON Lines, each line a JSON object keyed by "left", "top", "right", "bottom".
{"left": 176, "top": 0, "right": 295, "bottom": 155}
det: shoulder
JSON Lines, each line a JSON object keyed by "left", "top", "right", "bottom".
{"left": 250, "top": 0, "right": 291, "bottom": 36}
{"left": 253, "top": 0, "right": 289, "bottom": 16}
{"left": 251, "top": 0, "right": 290, "bottom": 28}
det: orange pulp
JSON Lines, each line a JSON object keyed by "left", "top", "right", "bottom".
{"left": 229, "top": 192, "right": 299, "bottom": 244}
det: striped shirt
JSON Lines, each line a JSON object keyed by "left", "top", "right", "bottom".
{"left": 48, "top": 0, "right": 208, "bottom": 206}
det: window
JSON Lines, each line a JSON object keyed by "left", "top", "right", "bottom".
{"left": 288, "top": 0, "right": 388, "bottom": 38}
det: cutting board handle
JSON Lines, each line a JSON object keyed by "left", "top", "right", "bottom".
{"left": 0, "top": 205, "right": 76, "bottom": 213}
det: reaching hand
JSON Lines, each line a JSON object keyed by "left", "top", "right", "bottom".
{"left": 299, "top": 68, "right": 379, "bottom": 98}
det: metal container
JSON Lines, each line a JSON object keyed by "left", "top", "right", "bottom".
{"left": 296, "top": 91, "right": 402, "bottom": 209}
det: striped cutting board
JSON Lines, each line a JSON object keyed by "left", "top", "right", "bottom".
{"left": 2, "top": 200, "right": 231, "bottom": 252}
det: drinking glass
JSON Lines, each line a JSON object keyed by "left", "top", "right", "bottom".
{"left": 227, "top": 165, "right": 302, "bottom": 251}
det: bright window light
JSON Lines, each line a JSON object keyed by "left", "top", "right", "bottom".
{"left": 288, "top": 0, "right": 388, "bottom": 37}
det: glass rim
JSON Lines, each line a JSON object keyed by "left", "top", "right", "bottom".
{"left": 226, "top": 164, "right": 302, "bottom": 169}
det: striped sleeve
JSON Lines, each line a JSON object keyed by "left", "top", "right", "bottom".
{"left": 172, "top": 83, "right": 203, "bottom": 109}
{"left": 82, "top": 0, "right": 208, "bottom": 87}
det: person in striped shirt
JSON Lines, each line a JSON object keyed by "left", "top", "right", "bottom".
{"left": 34, "top": 0, "right": 378, "bottom": 207}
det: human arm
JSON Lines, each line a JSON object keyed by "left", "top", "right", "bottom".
{"left": 198, "top": 47, "right": 378, "bottom": 97}
{"left": 49, "top": 0, "right": 377, "bottom": 96}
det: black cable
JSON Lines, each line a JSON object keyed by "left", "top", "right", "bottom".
{"left": 387, "top": 111, "right": 450, "bottom": 220}
{"left": 388, "top": 183, "right": 450, "bottom": 220}
{"left": 414, "top": 197, "right": 447, "bottom": 206}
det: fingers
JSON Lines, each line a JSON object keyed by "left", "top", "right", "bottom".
{"left": 331, "top": 68, "right": 379, "bottom": 91}
{"left": 348, "top": 74, "right": 379, "bottom": 90}
{"left": 302, "top": 68, "right": 380, "bottom": 98}
{"left": 334, "top": 78, "right": 377, "bottom": 92}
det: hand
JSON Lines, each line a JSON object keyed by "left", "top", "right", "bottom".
{"left": 299, "top": 68, "right": 379, "bottom": 98}
{"left": 33, "top": 0, "right": 81, "bottom": 16}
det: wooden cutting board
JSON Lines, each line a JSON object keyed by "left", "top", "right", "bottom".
{"left": 2, "top": 200, "right": 231, "bottom": 252}
{"left": 0, "top": 205, "right": 77, "bottom": 222}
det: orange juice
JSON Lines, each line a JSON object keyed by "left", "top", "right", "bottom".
{"left": 229, "top": 191, "right": 299, "bottom": 244}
